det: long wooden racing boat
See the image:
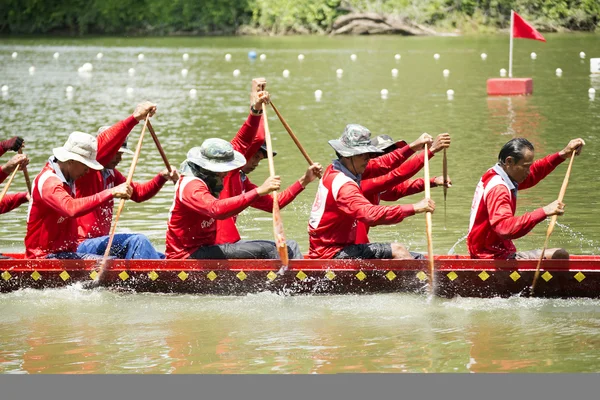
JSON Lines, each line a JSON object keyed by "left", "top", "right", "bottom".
{"left": 1, "top": 254, "right": 599, "bottom": 298}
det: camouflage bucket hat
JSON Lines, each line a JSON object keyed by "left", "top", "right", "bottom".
{"left": 371, "top": 134, "right": 397, "bottom": 151}
{"left": 259, "top": 142, "right": 277, "bottom": 157}
{"left": 328, "top": 124, "right": 383, "bottom": 157}
{"left": 186, "top": 138, "right": 246, "bottom": 173}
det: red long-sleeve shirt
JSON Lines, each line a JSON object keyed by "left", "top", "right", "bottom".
{"left": 356, "top": 150, "right": 434, "bottom": 244}
{"left": 467, "top": 153, "right": 565, "bottom": 259}
{"left": 25, "top": 162, "right": 114, "bottom": 258}
{"left": 362, "top": 141, "right": 414, "bottom": 179}
{"left": 77, "top": 169, "right": 166, "bottom": 240}
{"left": 216, "top": 173, "right": 304, "bottom": 244}
{"left": 165, "top": 176, "right": 260, "bottom": 259}
{"left": 74, "top": 115, "right": 165, "bottom": 240}
{"left": 0, "top": 192, "right": 28, "bottom": 214}
{"left": 308, "top": 164, "right": 415, "bottom": 259}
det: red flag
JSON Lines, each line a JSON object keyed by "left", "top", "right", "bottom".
{"left": 512, "top": 11, "right": 546, "bottom": 42}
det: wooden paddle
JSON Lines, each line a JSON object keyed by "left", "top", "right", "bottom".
{"left": 262, "top": 106, "right": 289, "bottom": 271}
{"left": 530, "top": 152, "right": 576, "bottom": 294}
{"left": 423, "top": 143, "right": 435, "bottom": 294}
{"left": 269, "top": 101, "right": 314, "bottom": 166}
{"left": 96, "top": 116, "right": 150, "bottom": 281}
{"left": 18, "top": 147, "right": 32, "bottom": 195}
{"left": 146, "top": 120, "right": 173, "bottom": 175}
{"left": 0, "top": 164, "right": 20, "bottom": 205}
{"left": 443, "top": 148, "right": 448, "bottom": 229}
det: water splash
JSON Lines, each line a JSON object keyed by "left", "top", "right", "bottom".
{"left": 448, "top": 233, "right": 468, "bottom": 255}
{"left": 554, "top": 221, "right": 600, "bottom": 253}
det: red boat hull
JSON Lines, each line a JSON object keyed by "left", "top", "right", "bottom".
{"left": 1, "top": 255, "right": 600, "bottom": 297}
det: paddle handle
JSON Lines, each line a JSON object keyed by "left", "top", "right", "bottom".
{"left": 263, "top": 107, "right": 288, "bottom": 267}
{"left": 442, "top": 148, "right": 448, "bottom": 203}
{"left": 0, "top": 164, "right": 20, "bottom": 204}
{"left": 18, "top": 147, "right": 32, "bottom": 195}
{"left": 423, "top": 144, "right": 435, "bottom": 292}
{"left": 98, "top": 117, "right": 149, "bottom": 279}
{"left": 269, "top": 101, "right": 313, "bottom": 166}
{"left": 531, "top": 153, "right": 576, "bottom": 293}
{"left": 146, "top": 121, "right": 173, "bottom": 173}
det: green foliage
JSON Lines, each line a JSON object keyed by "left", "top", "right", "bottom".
{"left": 0, "top": 0, "right": 597, "bottom": 35}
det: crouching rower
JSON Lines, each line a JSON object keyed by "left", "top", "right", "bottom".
{"left": 75, "top": 103, "right": 178, "bottom": 259}
{"left": 357, "top": 133, "right": 452, "bottom": 244}
{"left": 0, "top": 136, "right": 30, "bottom": 215}
{"left": 468, "top": 137, "right": 585, "bottom": 259}
{"left": 25, "top": 132, "right": 132, "bottom": 259}
{"left": 166, "top": 138, "right": 282, "bottom": 259}
{"left": 308, "top": 124, "right": 435, "bottom": 260}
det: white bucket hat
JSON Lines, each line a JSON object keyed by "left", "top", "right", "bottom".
{"left": 186, "top": 138, "right": 246, "bottom": 173}
{"left": 53, "top": 131, "right": 104, "bottom": 170}
{"left": 97, "top": 126, "right": 135, "bottom": 155}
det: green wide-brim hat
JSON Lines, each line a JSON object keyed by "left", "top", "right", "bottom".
{"left": 186, "top": 138, "right": 246, "bottom": 173}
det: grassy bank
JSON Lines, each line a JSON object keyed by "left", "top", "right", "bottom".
{"left": 1, "top": 0, "right": 598, "bottom": 35}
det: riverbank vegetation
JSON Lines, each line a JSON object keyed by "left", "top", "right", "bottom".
{"left": 1, "top": 0, "right": 598, "bottom": 35}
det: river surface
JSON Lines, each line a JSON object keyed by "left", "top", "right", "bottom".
{"left": 1, "top": 34, "right": 600, "bottom": 373}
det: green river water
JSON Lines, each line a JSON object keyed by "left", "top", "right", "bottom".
{"left": 1, "top": 34, "right": 600, "bottom": 373}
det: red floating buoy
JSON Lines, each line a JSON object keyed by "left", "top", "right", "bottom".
{"left": 487, "top": 78, "right": 533, "bottom": 96}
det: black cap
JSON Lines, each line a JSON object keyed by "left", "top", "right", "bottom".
{"left": 259, "top": 142, "right": 277, "bottom": 157}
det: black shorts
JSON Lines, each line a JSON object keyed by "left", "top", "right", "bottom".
{"left": 334, "top": 244, "right": 424, "bottom": 260}
{"left": 191, "top": 241, "right": 278, "bottom": 260}
{"left": 334, "top": 243, "right": 393, "bottom": 259}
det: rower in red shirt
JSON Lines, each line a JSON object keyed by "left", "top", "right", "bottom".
{"left": 356, "top": 133, "right": 452, "bottom": 245}
{"left": 25, "top": 132, "right": 132, "bottom": 259}
{"left": 308, "top": 124, "right": 435, "bottom": 260}
{"left": 0, "top": 136, "right": 30, "bottom": 215}
{"left": 75, "top": 102, "right": 178, "bottom": 259}
{"left": 166, "top": 138, "right": 281, "bottom": 259}
{"left": 215, "top": 80, "right": 323, "bottom": 257}
{"left": 467, "top": 137, "right": 585, "bottom": 259}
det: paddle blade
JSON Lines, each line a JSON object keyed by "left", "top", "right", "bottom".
{"left": 272, "top": 196, "right": 289, "bottom": 268}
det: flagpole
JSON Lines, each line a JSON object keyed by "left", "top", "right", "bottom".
{"left": 509, "top": 10, "right": 514, "bottom": 78}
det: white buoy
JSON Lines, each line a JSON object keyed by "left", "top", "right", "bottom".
{"left": 11, "top": 52, "right": 17, "bottom": 59}
{"left": 447, "top": 89, "right": 455, "bottom": 100}
{"left": 434, "top": 53, "right": 440, "bottom": 60}
{"left": 82, "top": 62, "right": 93, "bottom": 72}
{"left": 589, "top": 88, "right": 596, "bottom": 95}
{"left": 53, "top": 52, "right": 60, "bottom": 60}
{"left": 138, "top": 53, "right": 144, "bottom": 61}
{"left": 1, "top": 85, "right": 8, "bottom": 93}
{"left": 391, "top": 68, "right": 398, "bottom": 78}
{"left": 500, "top": 68, "right": 507, "bottom": 77}
{"left": 350, "top": 54, "right": 357, "bottom": 61}
{"left": 28, "top": 66, "right": 35, "bottom": 75}
{"left": 233, "top": 69, "right": 241, "bottom": 77}
{"left": 189, "top": 89, "right": 197, "bottom": 98}
{"left": 225, "top": 53, "right": 232, "bottom": 62}
{"left": 298, "top": 54, "right": 305, "bottom": 61}
{"left": 282, "top": 69, "right": 290, "bottom": 78}
{"left": 394, "top": 54, "right": 401, "bottom": 61}
{"left": 443, "top": 69, "right": 450, "bottom": 78}
{"left": 181, "top": 69, "right": 188, "bottom": 77}
{"left": 580, "top": 51, "right": 586, "bottom": 59}
{"left": 126, "top": 87, "right": 134, "bottom": 95}
{"left": 380, "top": 89, "right": 389, "bottom": 99}
{"left": 336, "top": 68, "right": 343, "bottom": 78}
{"left": 66, "top": 86, "right": 73, "bottom": 94}
{"left": 481, "top": 53, "right": 487, "bottom": 60}
{"left": 314, "top": 90, "right": 323, "bottom": 101}
{"left": 556, "top": 68, "right": 563, "bottom": 77}
{"left": 128, "top": 68, "right": 135, "bottom": 77}
{"left": 96, "top": 52, "right": 103, "bottom": 60}
{"left": 530, "top": 52, "right": 537, "bottom": 60}
{"left": 260, "top": 54, "right": 266, "bottom": 61}
{"left": 182, "top": 53, "right": 189, "bottom": 61}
